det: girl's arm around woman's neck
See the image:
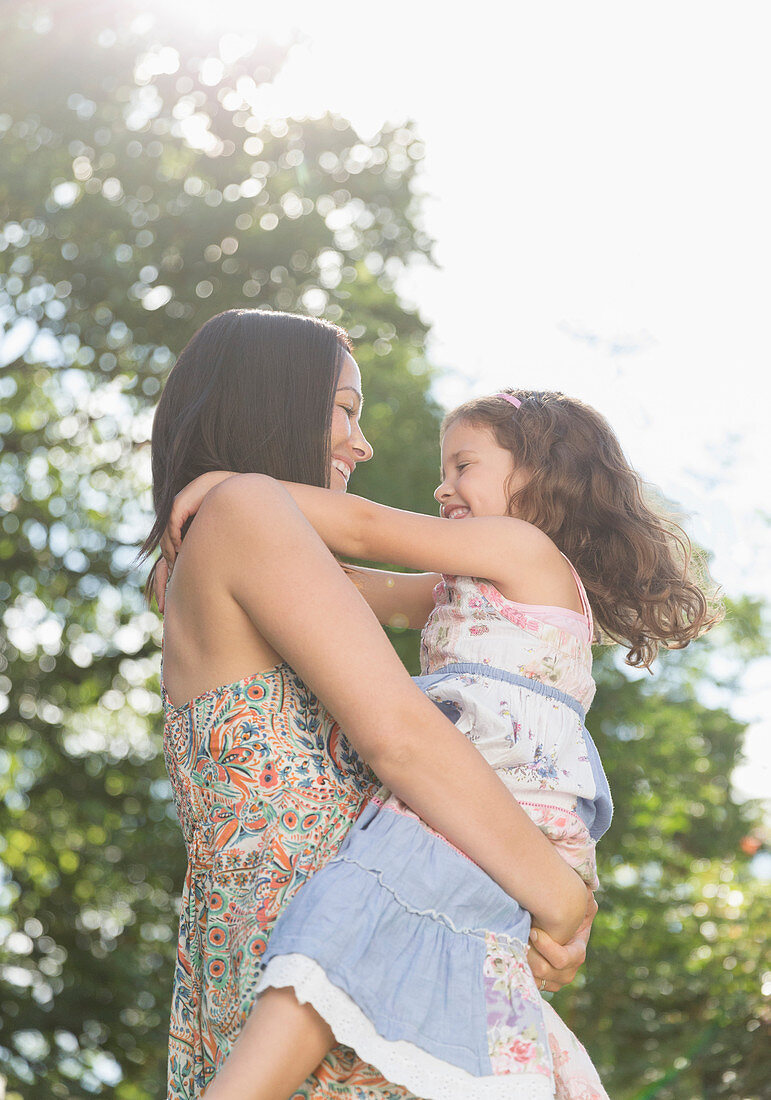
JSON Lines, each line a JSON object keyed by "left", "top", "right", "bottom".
{"left": 280, "top": 478, "right": 578, "bottom": 610}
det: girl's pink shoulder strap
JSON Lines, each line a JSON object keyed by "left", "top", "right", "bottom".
{"left": 561, "top": 554, "right": 595, "bottom": 641}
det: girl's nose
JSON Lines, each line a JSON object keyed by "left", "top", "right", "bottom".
{"left": 434, "top": 479, "right": 451, "bottom": 503}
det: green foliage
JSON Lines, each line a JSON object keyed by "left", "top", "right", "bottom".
{"left": 0, "top": 4, "right": 767, "bottom": 1099}
{"left": 556, "top": 632, "right": 768, "bottom": 1099}
{"left": 0, "top": 4, "right": 437, "bottom": 1095}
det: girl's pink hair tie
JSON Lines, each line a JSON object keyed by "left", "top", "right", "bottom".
{"left": 496, "top": 392, "right": 522, "bottom": 408}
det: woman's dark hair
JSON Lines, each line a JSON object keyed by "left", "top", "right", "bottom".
{"left": 443, "top": 390, "right": 723, "bottom": 669}
{"left": 139, "top": 308, "right": 352, "bottom": 585}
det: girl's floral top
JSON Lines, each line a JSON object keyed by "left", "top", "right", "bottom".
{"left": 421, "top": 571, "right": 595, "bottom": 709}
{"left": 419, "top": 566, "right": 611, "bottom": 889}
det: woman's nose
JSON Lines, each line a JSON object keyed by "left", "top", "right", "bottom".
{"left": 352, "top": 425, "right": 373, "bottom": 463}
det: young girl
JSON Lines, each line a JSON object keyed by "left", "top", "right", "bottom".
{"left": 161, "top": 389, "right": 716, "bottom": 1100}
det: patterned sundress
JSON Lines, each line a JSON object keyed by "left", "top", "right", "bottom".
{"left": 259, "top": 565, "right": 614, "bottom": 1100}
{"left": 162, "top": 661, "right": 417, "bottom": 1099}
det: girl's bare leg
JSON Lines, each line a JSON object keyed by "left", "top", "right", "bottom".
{"left": 203, "top": 987, "right": 334, "bottom": 1100}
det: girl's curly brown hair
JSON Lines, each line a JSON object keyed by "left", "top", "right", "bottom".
{"left": 443, "top": 390, "right": 722, "bottom": 668}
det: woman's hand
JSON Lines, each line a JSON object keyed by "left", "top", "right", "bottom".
{"left": 160, "top": 471, "right": 236, "bottom": 568}
{"left": 526, "top": 886, "right": 597, "bottom": 993}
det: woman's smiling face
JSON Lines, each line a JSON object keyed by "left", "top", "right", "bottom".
{"left": 329, "top": 352, "right": 373, "bottom": 490}
{"left": 434, "top": 419, "right": 527, "bottom": 519}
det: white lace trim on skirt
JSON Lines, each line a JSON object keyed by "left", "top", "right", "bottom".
{"left": 258, "top": 953, "right": 555, "bottom": 1100}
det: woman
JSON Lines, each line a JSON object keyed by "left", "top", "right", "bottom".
{"left": 143, "top": 309, "right": 595, "bottom": 1099}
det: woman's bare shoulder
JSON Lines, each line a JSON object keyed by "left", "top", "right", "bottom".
{"left": 185, "top": 473, "right": 292, "bottom": 555}
{"left": 163, "top": 477, "right": 286, "bottom": 699}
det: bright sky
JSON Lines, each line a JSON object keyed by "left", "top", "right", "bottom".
{"left": 160, "top": 1, "right": 770, "bottom": 800}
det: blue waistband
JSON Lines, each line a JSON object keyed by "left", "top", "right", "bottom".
{"left": 416, "top": 662, "right": 587, "bottom": 722}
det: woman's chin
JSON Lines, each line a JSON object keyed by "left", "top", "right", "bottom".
{"left": 330, "top": 470, "right": 349, "bottom": 492}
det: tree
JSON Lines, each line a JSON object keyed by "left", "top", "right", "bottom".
{"left": 0, "top": 4, "right": 437, "bottom": 1095}
{"left": 0, "top": 4, "right": 766, "bottom": 1099}
{"left": 557, "top": 601, "right": 768, "bottom": 1099}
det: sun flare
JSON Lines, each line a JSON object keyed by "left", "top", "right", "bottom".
{"left": 163, "top": 0, "right": 318, "bottom": 38}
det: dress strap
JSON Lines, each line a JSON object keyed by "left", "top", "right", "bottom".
{"left": 159, "top": 631, "right": 169, "bottom": 704}
{"left": 561, "top": 553, "right": 595, "bottom": 640}
{"left": 159, "top": 569, "right": 172, "bottom": 701}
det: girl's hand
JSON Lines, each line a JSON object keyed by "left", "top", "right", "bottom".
{"left": 159, "top": 470, "right": 236, "bottom": 569}
{"left": 154, "top": 471, "right": 236, "bottom": 614}
{"left": 527, "top": 886, "right": 597, "bottom": 993}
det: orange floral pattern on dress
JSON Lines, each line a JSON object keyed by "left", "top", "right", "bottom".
{"left": 163, "top": 663, "right": 414, "bottom": 1100}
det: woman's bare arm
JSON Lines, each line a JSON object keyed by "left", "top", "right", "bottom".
{"left": 188, "top": 475, "right": 587, "bottom": 944}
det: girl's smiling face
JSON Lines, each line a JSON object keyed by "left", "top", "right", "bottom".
{"left": 329, "top": 352, "right": 373, "bottom": 490}
{"left": 435, "top": 419, "right": 527, "bottom": 519}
